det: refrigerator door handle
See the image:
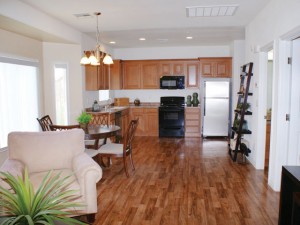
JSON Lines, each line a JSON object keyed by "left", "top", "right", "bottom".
{"left": 204, "top": 82, "right": 206, "bottom": 116}
{"left": 204, "top": 97, "right": 206, "bottom": 116}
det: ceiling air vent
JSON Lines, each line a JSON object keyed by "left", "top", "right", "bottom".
{"left": 186, "top": 5, "right": 238, "bottom": 17}
{"left": 73, "top": 13, "right": 93, "bottom": 19}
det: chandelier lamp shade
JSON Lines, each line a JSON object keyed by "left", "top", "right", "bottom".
{"left": 80, "top": 12, "right": 113, "bottom": 66}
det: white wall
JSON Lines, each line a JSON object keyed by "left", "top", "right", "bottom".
{"left": 43, "top": 43, "right": 83, "bottom": 124}
{"left": 114, "top": 45, "right": 231, "bottom": 60}
{"left": 245, "top": 0, "right": 300, "bottom": 191}
{"left": 0, "top": 28, "right": 44, "bottom": 116}
{"left": 114, "top": 89, "right": 199, "bottom": 103}
{"left": 0, "top": 0, "right": 82, "bottom": 44}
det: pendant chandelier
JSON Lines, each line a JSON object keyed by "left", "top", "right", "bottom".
{"left": 80, "top": 12, "right": 113, "bottom": 66}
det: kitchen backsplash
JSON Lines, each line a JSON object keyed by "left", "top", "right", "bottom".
{"left": 112, "top": 89, "right": 200, "bottom": 103}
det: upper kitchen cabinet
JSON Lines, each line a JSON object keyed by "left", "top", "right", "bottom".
{"left": 199, "top": 57, "right": 232, "bottom": 78}
{"left": 142, "top": 62, "right": 160, "bottom": 89}
{"left": 159, "top": 61, "right": 185, "bottom": 76}
{"left": 186, "top": 62, "right": 199, "bottom": 88}
{"left": 160, "top": 62, "right": 172, "bottom": 76}
{"left": 173, "top": 61, "right": 185, "bottom": 75}
{"left": 123, "top": 61, "right": 142, "bottom": 89}
{"left": 85, "top": 64, "right": 108, "bottom": 90}
{"left": 109, "top": 59, "right": 123, "bottom": 90}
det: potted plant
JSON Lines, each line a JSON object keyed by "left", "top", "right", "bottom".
{"left": 237, "top": 103, "right": 250, "bottom": 111}
{"left": 76, "top": 112, "right": 92, "bottom": 129}
{"left": 0, "top": 168, "right": 86, "bottom": 225}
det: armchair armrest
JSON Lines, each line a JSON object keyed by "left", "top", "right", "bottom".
{"left": 72, "top": 153, "right": 102, "bottom": 182}
{"left": 0, "top": 159, "right": 25, "bottom": 189}
{"left": 0, "top": 159, "right": 24, "bottom": 175}
{"left": 72, "top": 153, "right": 102, "bottom": 213}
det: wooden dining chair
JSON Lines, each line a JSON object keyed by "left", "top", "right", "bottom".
{"left": 36, "top": 115, "right": 53, "bottom": 131}
{"left": 88, "top": 112, "right": 109, "bottom": 126}
{"left": 98, "top": 118, "right": 139, "bottom": 177}
{"left": 86, "top": 112, "right": 111, "bottom": 150}
{"left": 49, "top": 124, "right": 99, "bottom": 159}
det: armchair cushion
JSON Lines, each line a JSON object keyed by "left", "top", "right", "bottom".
{"left": 8, "top": 129, "right": 85, "bottom": 173}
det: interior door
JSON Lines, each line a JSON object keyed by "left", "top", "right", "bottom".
{"left": 287, "top": 37, "right": 300, "bottom": 164}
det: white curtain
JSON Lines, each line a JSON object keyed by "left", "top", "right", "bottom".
{"left": 0, "top": 58, "right": 39, "bottom": 147}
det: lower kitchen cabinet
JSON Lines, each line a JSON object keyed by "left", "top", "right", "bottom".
{"left": 130, "top": 107, "right": 158, "bottom": 136}
{"left": 145, "top": 108, "right": 158, "bottom": 136}
{"left": 185, "top": 107, "right": 201, "bottom": 137}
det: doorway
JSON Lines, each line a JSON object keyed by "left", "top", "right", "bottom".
{"left": 287, "top": 37, "right": 300, "bottom": 165}
{"left": 264, "top": 50, "right": 273, "bottom": 171}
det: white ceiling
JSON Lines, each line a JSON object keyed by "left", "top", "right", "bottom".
{"left": 7, "top": 0, "right": 270, "bottom": 48}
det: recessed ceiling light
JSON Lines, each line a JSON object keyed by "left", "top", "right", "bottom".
{"left": 186, "top": 36, "right": 193, "bottom": 39}
{"left": 139, "top": 38, "right": 146, "bottom": 41}
{"left": 186, "top": 4, "right": 239, "bottom": 17}
{"left": 109, "top": 41, "right": 116, "bottom": 44}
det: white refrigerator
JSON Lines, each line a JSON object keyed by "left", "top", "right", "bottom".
{"left": 203, "top": 81, "right": 230, "bottom": 137}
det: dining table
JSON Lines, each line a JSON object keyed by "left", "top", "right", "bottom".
{"left": 84, "top": 124, "right": 120, "bottom": 149}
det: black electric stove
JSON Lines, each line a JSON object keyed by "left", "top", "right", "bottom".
{"left": 159, "top": 96, "right": 185, "bottom": 137}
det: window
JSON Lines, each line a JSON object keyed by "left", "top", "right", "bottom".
{"left": 54, "top": 64, "right": 69, "bottom": 125}
{"left": 0, "top": 57, "right": 39, "bottom": 148}
{"left": 99, "top": 90, "right": 109, "bottom": 101}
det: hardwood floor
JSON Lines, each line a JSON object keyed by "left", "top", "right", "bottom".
{"left": 94, "top": 137, "right": 279, "bottom": 225}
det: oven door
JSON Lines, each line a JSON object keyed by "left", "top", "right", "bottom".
{"left": 159, "top": 107, "right": 185, "bottom": 137}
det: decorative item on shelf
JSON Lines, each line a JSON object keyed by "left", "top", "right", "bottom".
{"left": 77, "top": 111, "right": 92, "bottom": 129}
{"left": 92, "top": 100, "right": 101, "bottom": 112}
{"left": 134, "top": 98, "right": 141, "bottom": 106}
{"left": 186, "top": 95, "right": 192, "bottom": 107}
{"left": 240, "top": 84, "right": 245, "bottom": 94}
{"left": 237, "top": 103, "right": 251, "bottom": 111}
{"left": 233, "top": 119, "right": 248, "bottom": 130}
{"left": 80, "top": 12, "right": 113, "bottom": 66}
{"left": 192, "top": 92, "right": 199, "bottom": 107}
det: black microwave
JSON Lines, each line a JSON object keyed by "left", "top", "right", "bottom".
{"left": 160, "top": 76, "right": 185, "bottom": 89}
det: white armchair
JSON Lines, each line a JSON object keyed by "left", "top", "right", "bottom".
{"left": 0, "top": 129, "right": 102, "bottom": 222}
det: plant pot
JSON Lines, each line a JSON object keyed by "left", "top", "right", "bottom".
{"left": 79, "top": 123, "right": 88, "bottom": 130}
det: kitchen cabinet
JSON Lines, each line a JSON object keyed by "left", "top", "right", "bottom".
{"left": 173, "top": 61, "right": 185, "bottom": 75}
{"left": 142, "top": 63, "right": 160, "bottom": 89}
{"left": 85, "top": 64, "right": 109, "bottom": 90}
{"left": 130, "top": 108, "right": 145, "bottom": 136}
{"left": 145, "top": 108, "right": 158, "bottom": 136}
{"left": 122, "top": 59, "right": 200, "bottom": 89}
{"left": 109, "top": 59, "right": 123, "bottom": 90}
{"left": 130, "top": 107, "right": 158, "bottom": 136}
{"left": 186, "top": 62, "right": 199, "bottom": 88}
{"left": 185, "top": 107, "right": 201, "bottom": 137}
{"left": 159, "top": 61, "right": 185, "bottom": 76}
{"left": 123, "top": 62, "right": 142, "bottom": 89}
{"left": 160, "top": 61, "right": 172, "bottom": 76}
{"left": 199, "top": 57, "right": 232, "bottom": 78}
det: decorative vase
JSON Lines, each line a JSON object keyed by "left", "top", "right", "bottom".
{"left": 134, "top": 98, "right": 140, "bottom": 106}
{"left": 186, "top": 95, "right": 192, "bottom": 107}
{"left": 192, "top": 92, "right": 199, "bottom": 107}
{"left": 79, "top": 123, "right": 88, "bottom": 130}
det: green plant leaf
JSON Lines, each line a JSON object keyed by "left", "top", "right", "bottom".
{"left": 0, "top": 168, "right": 86, "bottom": 224}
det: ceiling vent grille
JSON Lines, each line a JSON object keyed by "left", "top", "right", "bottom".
{"left": 73, "top": 13, "right": 93, "bottom": 18}
{"left": 186, "top": 5, "right": 238, "bottom": 17}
